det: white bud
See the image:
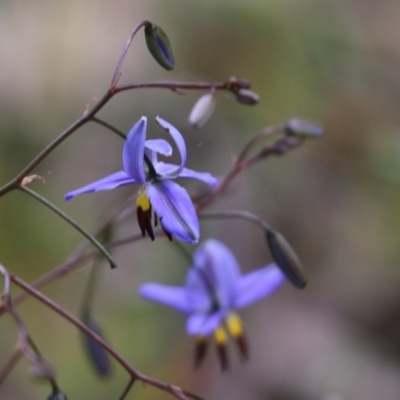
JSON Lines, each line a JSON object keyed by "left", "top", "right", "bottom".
{"left": 188, "top": 93, "right": 216, "bottom": 129}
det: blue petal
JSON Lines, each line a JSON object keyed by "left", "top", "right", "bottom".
{"left": 123, "top": 117, "right": 147, "bottom": 183}
{"left": 145, "top": 139, "right": 173, "bottom": 166}
{"left": 155, "top": 117, "right": 186, "bottom": 178}
{"left": 147, "top": 180, "right": 199, "bottom": 243}
{"left": 145, "top": 139, "right": 173, "bottom": 157}
{"left": 185, "top": 269, "right": 211, "bottom": 313}
{"left": 233, "top": 263, "right": 285, "bottom": 309}
{"left": 156, "top": 162, "right": 218, "bottom": 186}
{"left": 65, "top": 171, "right": 136, "bottom": 201}
{"left": 139, "top": 283, "right": 191, "bottom": 314}
{"left": 193, "top": 240, "right": 240, "bottom": 309}
{"left": 186, "top": 311, "right": 225, "bottom": 336}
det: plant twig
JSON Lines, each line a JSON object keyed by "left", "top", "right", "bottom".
{"left": 9, "top": 273, "right": 204, "bottom": 400}
{"left": 18, "top": 185, "right": 117, "bottom": 269}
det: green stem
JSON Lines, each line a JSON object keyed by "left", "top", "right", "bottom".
{"left": 18, "top": 185, "right": 117, "bottom": 269}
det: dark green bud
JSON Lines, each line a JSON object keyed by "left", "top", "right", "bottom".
{"left": 81, "top": 310, "right": 112, "bottom": 377}
{"left": 284, "top": 118, "right": 324, "bottom": 138}
{"left": 266, "top": 228, "right": 307, "bottom": 289}
{"left": 47, "top": 392, "right": 68, "bottom": 400}
{"left": 144, "top": 23, "right": 174, "bottom": 70}
{"left": 235, "top": 89, "right": 260, "bottom": 105}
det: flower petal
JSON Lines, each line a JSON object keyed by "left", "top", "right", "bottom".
{"left": 123, "top": 117, "right": 147, "bottom": 183}
{"left": 65, "top": 171, "right": 136, "bottom": 201}
{"left": 155, "top": 116, "right": 186, "bottom": 178}
{"left": 147, "top": 180, "right": 199, "bottom": 243}
{"left": 156, "top": 162, "right": 218, "bottom": 186}
{"left": 139, "top": 283, "right": 191, "bottom": 314}
{"left": 233, "top": 263, "right": 285, "bottom": 309}
{"left": 186, "top": 311, "right": 225, "bottom": 336}
{"left": 145, "top": 139, "right": 173, "bottom": 156}
{"left": 193, "top": 240, "right": 240, "bottom": 309}
{"left": 185, "top": 269, "right": 211, "bottom": 313}
{"left": 145, "top": 139, "right": 173, "bottom": 166}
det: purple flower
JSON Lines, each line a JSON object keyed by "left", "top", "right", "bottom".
{"left": 65, "top": 117, "right": 217, "bottom": 243}
{"left": 139, "top": 239, "right": 285, "bottom": 369}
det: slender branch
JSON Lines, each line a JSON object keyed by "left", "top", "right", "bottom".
{"left": 0, "top": 90, "right": 114, "bottom": 197}
{"left": 0, "top": 264, "right": 58, "bottom": 389}
{"left": 200, "top": 210, "right": 270, "bottom": 231}
{"left": 115, "top": 80, "right": 230, "bottom": 94}
{"left": 110, "top": 20, "right": 149, "bottom": 88}
{"left": 118, "top": 377, "right": 136, "bottom": 400}
{"left": 18, "top": 185, "right": 117, "bottom": 269}
{"left": 10, "top": 274, "right": 203, "bottom": 400}
{"left": 0, "top": 231, "right": 163, "bottom": 314}
{"left": 196, "top": 132, "right": 304, "bottom": 211}
{"left": 0, "top": 350, "right": 22, "bottom": 385}
{"left": 235, "top": 123, "right": 285, "bottom": 164}
{"left": 91, "top": 117, "right": 127, "bottom": 139}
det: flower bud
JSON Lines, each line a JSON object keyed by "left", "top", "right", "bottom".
{"left": 188, "top": 93, "right": 216, "bottom": 129}
{"left": 144, "top": 23, "right": 174, "bottom": 70}
{"left": 284, "top": 118, "right": 324, "bottom": 138}
{"left": 266, "top": 228, "right": 307, "bottom": 289}
{"left": 81, "top": 310, "right": 112, "bottom": 377}
{"left": 235, "top": 89, "right": 260, "bottom": 105}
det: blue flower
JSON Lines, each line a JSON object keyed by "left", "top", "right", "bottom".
{"left": 139, "top": 239, "right": 285, "bottom": 369}
{"left": 65, "top": 117, "right": 217, "bottom": 243}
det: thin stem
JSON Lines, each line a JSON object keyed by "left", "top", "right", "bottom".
{"left": 118, "top": 378, "right": 136, "bottom": 400}
{"left": 0, "top": 350, "right": 22, "bottom": 385}
{"left": 10, "top": 274, "right": 203, "bottom": 400}
{"left": 91, "top": 117, "right": 127, "bottom": 139}
{"left": 18, "top": 185, "right": 117, "bottom": 269}
{"left": 115, "top": 80, "right": 230, "bottom": 94}
{"left": 200, "top": 210, "right": 270, "bottom": 231}
{"left": 0, "top": 264, "right": 58, "bottom": 389}
{"left": 236, "top": 123, "right": 285, "bottom": 164}
{"left": 197, "top": 132, "right": 303, "bottom": 211}
{"left": 196, "top": 161, "right": 245, "bottom": 211}
{"left": 0, "top": 90, "right": 114, "bottom": 197}
{"left": 0, "top": 231, "right": 164, "bottom": 315}
{"left": 111, "top": 20, "right": 149, "bottom": 88}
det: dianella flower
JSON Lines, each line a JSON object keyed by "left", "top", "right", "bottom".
{"left": 139, "top": 239, "right": 286, "bottom": 370}
{"left": 65, "top": 117, "right": 218, "bottom": 243}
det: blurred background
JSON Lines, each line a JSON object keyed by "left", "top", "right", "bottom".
{"left": 1, "top": 0, "right": 400, "bottom": 399}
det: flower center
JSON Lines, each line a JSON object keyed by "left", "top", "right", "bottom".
{"left": 136, "top": 187, "right": 173, "bottom": 241}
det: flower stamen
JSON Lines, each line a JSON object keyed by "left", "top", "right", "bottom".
{"left": 214, "top": 326, "right": 229, "bottom": 371}
{"left": 194, "top": 335, "right": 208, "bottom": 369}
{"left": 226, "top": 313, "right": 248, "bottom": 361}
{"left": 136, "top": 189, "right": 155, "bottom": 241}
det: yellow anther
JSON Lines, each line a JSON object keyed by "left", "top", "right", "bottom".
{"left": 214, "top": 326, "right": 228, "bottom": 345}
{"left": 136, "top": 189, "right": 151, "bottom": 211}
{"left": 226, "top": 313, "right": 243, "bottom": 338}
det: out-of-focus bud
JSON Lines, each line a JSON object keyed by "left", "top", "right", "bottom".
{"left": 284, "top": 118, "right": 324, "bottom": 138}
{"left": 47, "top": 392, "right": 68, "bottom": 400}
{"left": 228, "top": 77, "right": 251, "bottom": 91}
{"left": 188, "top": 93, "right": 216, "bottom": 129}
{"left": 266, "top": 228, "right": 307, "bottom": 289}
{"left": 235, "top": 89, "right": 260, "bottom": 105}
{"left": 144, "top": 23, "right": 174, "bottom": 70}
{"left": 81, "top": 310, "right": 112, "bottom": 377}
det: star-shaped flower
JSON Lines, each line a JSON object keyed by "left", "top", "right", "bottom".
{"left": 139, "top": 239, "right": 285, "bottom": 369}
{"left": 65, "top": 117, "right": 217, "bottom": 243}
